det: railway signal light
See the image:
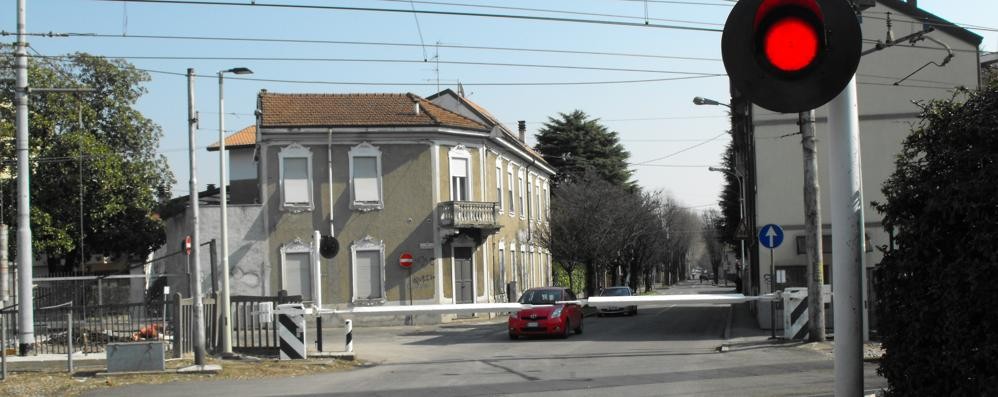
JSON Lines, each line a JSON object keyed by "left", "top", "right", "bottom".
{"left": 721, "top": 0, "right": 862, "bottom": 113}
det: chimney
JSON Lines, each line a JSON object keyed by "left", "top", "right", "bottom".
{"left": 414, "top": 101, "right": 421, "bottom": 115}
{"left": 517, "top": 120, "right": 526, "bottom": 143}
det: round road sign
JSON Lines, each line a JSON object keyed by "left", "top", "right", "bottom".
{"left": 184, "top": 235, "right": 192, "bottom": 256}
{"left": 399, "top": 252, "right": 414, "bottom": 268}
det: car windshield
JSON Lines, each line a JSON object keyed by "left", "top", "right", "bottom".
{"left": 518, "top": 289, "right": 561, "bottom": 304}
{"left": 601, "top": 287, "right": 631, "bottom": 296}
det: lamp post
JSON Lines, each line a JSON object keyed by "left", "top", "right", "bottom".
{"left": 218, "top": 67, "right": 252, "bottom": 356}
{"left": 709, "top": 166, "right": 746, "bottom": 289}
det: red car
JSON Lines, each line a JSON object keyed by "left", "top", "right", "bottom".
{"left": 508, "top": 287, "right": 584, "bottom": 339}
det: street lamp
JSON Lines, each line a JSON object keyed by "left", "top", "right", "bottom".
{"left": 218, "top": 66, "right": 252, "bottom": 356}
{"left": 693, "top": 96, "right": 731, "bottom": 108}
{"left": 708, "top": 166, "right": 747, "bottom": 290}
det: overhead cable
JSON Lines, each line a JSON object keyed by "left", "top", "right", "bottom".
{"left": 94, "top": 0, "right": 724, "bottom": 33}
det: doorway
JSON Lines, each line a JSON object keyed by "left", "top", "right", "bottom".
{"left": 454, "top": 247, "right": 474, "bottom": 305}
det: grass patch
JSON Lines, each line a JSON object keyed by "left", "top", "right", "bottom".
{"left": 0, "top": 355, "right": 362, "bottom": 397}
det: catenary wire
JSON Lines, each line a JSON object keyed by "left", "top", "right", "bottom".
{"left": 94, "top": 0, "right": 725, "bottom": 33}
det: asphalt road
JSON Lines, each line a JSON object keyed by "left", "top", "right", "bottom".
{"left": 91, "top": 283, "right": 887, "bottom": 397}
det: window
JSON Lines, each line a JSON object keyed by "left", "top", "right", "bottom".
{"left": 495, "top": 160, "right": 504, "bottom": 213}
{"left": 349, "top": 143, "right": 383, "bottom": 211}
{"left": 518, "top": 169, "right": 526, "bottom": 219}
{"left": 279, "top": 144, "right": 312, "bottom": 211}
{"left": 507, "top": 165, "right": 516, "bottom": 217}
{"left": 526, "top": 175, "right": 533, "bottom": 219}
{"left": 351, "top": 236, "right": 386, "bottom": 303}
{"left": 280, "top": 239, "right": 313, "bottom": 301}
{"left": 449, "top": 145, "right": 472, "bottom": 201}
{"left": 498, "top": 242, "right": 506, "bottom": 292}
{"left": 534, "top": 178, "right": 543, "bottom": 223}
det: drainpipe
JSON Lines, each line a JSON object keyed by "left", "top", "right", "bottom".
{"left": 328, "top": 129, "right": 335, "bottom": 237}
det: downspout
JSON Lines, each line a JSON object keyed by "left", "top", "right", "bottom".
{"left": 328, "top": 128, "right": 335, "bottom": 237}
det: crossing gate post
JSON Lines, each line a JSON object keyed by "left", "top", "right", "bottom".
{"left": 345, "top": 319, "right": 353, "bottom": 353}
{"left": 783, "top": 288, "right": 809, "bottom": 340}
{"left": 276, "top": 303, "right": 306, "bottom": 360}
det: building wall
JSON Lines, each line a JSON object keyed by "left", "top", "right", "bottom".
{"left": 155, "top": 204, "right": 268, "bottom": 298}
{"left": 750, "top": 1, "right": 981, "bottom": 329}
{"left": 262, "top": 140, "right": 436, "bottom": 307}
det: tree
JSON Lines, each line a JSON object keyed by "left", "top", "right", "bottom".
{"left": 700, "top": 209, "right": 726, "bottom": 285}
{"left": 716, "top": 138, "right": 742, "bottom": 248}
{"left": 0, "top": 50, "right": 173, "bottom": 272}
{"left": 534, "top": 110, "right": 634, "bottom": 190}
{"left": 873, "top": 78, "right": 998, "bottom": 396}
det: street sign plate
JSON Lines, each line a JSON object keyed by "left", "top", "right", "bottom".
{"left": 399, "top": 252, "right": 414, "bottom": 268}
{"left": 758, "top": 224, "right": 784, "bottom": 249}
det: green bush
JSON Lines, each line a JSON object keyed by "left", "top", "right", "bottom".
{"left": 874, "top": 79, "right": 998, "bottom": 396}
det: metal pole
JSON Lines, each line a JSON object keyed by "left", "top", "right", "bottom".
{"left": 15, "top": 0, "right": 36, "bottom": 357}
{"left": 315, "top": 316, "right": 322, "bottom": 352}
{"left": 2, "top": 314, "right": 7, "bottom": 380}
{"left": 67, "top": 310, "right": 73, "bottom": 373}
{"left": 218, "top": 72, "right": 233, "bottom": 356}
{"left": 828, "top": 76, "right": 865, "bottom": 396}
{"left": 344, "top": 319, "right": 353, "bottom": 353}
{"left": 187, "top": 68, "right": 207, "bottom": 366}
{"left": 769, "top": 247, "right": 776, "bottom": 339}
{"left": 800, "top": 110, "right": 826, "bottom": 342}
{"left": 1, "top": 225, "right": 9, "bottom": 303}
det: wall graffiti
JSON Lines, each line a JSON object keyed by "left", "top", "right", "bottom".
{"left": 412, "top": 274, "right": 436, "bottom": 289}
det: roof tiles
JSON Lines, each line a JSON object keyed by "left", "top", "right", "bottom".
{"left": 259, "top": 92, "right": 488, "bottom": 131}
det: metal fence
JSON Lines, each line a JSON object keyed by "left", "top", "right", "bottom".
{"left": 231, "top": 294, "right": 302, "bottom": 353}
{"left": 0, "top": 292, "right": 299, "bottom": 357}
{"left": 1, "top": 300, "right": 176, "bottom": 355}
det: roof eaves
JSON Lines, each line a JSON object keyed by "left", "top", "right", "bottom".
{"left": 877, "top": 0, "right": 983, "bottom": 46}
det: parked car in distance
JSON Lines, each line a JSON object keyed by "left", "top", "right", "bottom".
{"left": 597, "top": 286, "right": 638, "bottom": 316}
{"left": 508, "top": 287, "right": 583, "bottom": 339}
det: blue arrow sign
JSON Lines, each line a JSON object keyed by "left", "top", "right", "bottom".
{"left": 758, "top": 224, "right": 784, "bottom": 249}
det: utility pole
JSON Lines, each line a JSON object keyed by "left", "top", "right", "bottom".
{"left": 14, "top": 0, "right": 35, "bottom": 356}
{"left": 187, "top": 68, "right": 206, "bottom": 366}
{"left": 800, "top": 110, "right": 826, "bottom": 342}
{"left": 829, "top": 76, "right": 866, "bottom": 396}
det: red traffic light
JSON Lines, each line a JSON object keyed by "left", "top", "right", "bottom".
{"left": 763, "top": 16, "right": 819, "bottom": 72}
{"left": 722, "top": 0, "right": 861, "bottom": 113}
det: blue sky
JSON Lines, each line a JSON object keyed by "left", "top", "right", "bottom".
{"left": 8, "top": 0, "right": 996, "bottom": 209}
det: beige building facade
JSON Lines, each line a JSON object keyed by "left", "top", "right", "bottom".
{"left": 218, "top": 90, "right": 555, "bottom": 320}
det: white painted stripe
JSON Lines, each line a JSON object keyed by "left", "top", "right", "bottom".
{"left": 279, "top": 325, "right": 305, "bottom": 358}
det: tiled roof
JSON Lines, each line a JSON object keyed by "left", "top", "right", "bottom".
{"left": 208, "top": 125, "right": 256, "bottom": 151}
{"left": 258, "top": 92, "right": 488, "bottom": 131}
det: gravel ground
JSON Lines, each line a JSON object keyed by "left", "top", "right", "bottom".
{"left": 0, "top": 356, "right": 361, "bottom": 397}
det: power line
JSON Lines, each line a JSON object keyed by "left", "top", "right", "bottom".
{"left": 629, "top": 163, "right": 711, "bottom": 167}
{"left": 633, "top": 131, "right": 727, "bottom": 164}
{"left": 30, "top": 54, "right": 723, "bottom": 76}
{"left": 95, "top": 0, "right": 724, "bottom": 33}
{"left": 372, "top": 0, "right": 724, "bottom": 27}
{"left": 611, "top": 0, "right": 733, "bottom": 6}
{"left": 138, "top": 67, "right": 725, "bottom": 86}
{"left": 862, "top": 13, "right": 998, "bottom": 33}
{"left": 28, "top": 31, "right": 722, "bottom": 62}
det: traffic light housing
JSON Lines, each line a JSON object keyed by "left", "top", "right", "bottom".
{"left": 722, "top": 0, "right": 862, "bottom": 113}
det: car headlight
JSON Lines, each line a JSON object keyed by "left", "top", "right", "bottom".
{"left": 551, "top": 306, "right": 563, "bottom": 318}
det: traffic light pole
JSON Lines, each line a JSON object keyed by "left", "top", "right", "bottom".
{"left": 827, "top": 76, "right": 865, "bottom": 397}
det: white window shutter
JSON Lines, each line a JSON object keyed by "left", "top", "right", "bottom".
{"left": 355, "top": 250, "right": 382, "bottom": 299}
{"left": 353, "top": 156, "right": 379, "bottom": 202}
{"left": 283, "top": 157, "right": 309, "bottom": 204}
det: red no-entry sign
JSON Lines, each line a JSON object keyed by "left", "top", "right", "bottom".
{"left": 184, "top": 235, "right": 192, "bottom": 256}
{"left": 399, "top": 252, "right": 414, "bottom": 268}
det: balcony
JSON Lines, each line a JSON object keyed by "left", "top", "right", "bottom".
{"left": 438, "top": 201, "right": 501, "bottom": 230}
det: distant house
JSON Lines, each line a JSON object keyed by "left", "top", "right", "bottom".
{"left": 736, "top": 0, "right": 983, "bottom": 337}
{"left": 213, "top": 90, "right": 555, "bottom": 319}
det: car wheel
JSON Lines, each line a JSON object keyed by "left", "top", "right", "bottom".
{"left": 560, "top": 320, "right": 571, "bottom": 339}
{"left": 575, "top": 319, "right": 584, "bottom": 335}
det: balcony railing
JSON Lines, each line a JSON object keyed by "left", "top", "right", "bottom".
{"left": 438, "top": 201, "right": 501, "bottom": 229}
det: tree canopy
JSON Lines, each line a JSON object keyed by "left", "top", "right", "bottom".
{"left": 0, "top": 50, "right": 173, "bottom": 272}
{"left": 873, "top": 78, "right": 998, "bottom": 396}
{"left": 534, "top": 110, "right": 634, "bottom": 190}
